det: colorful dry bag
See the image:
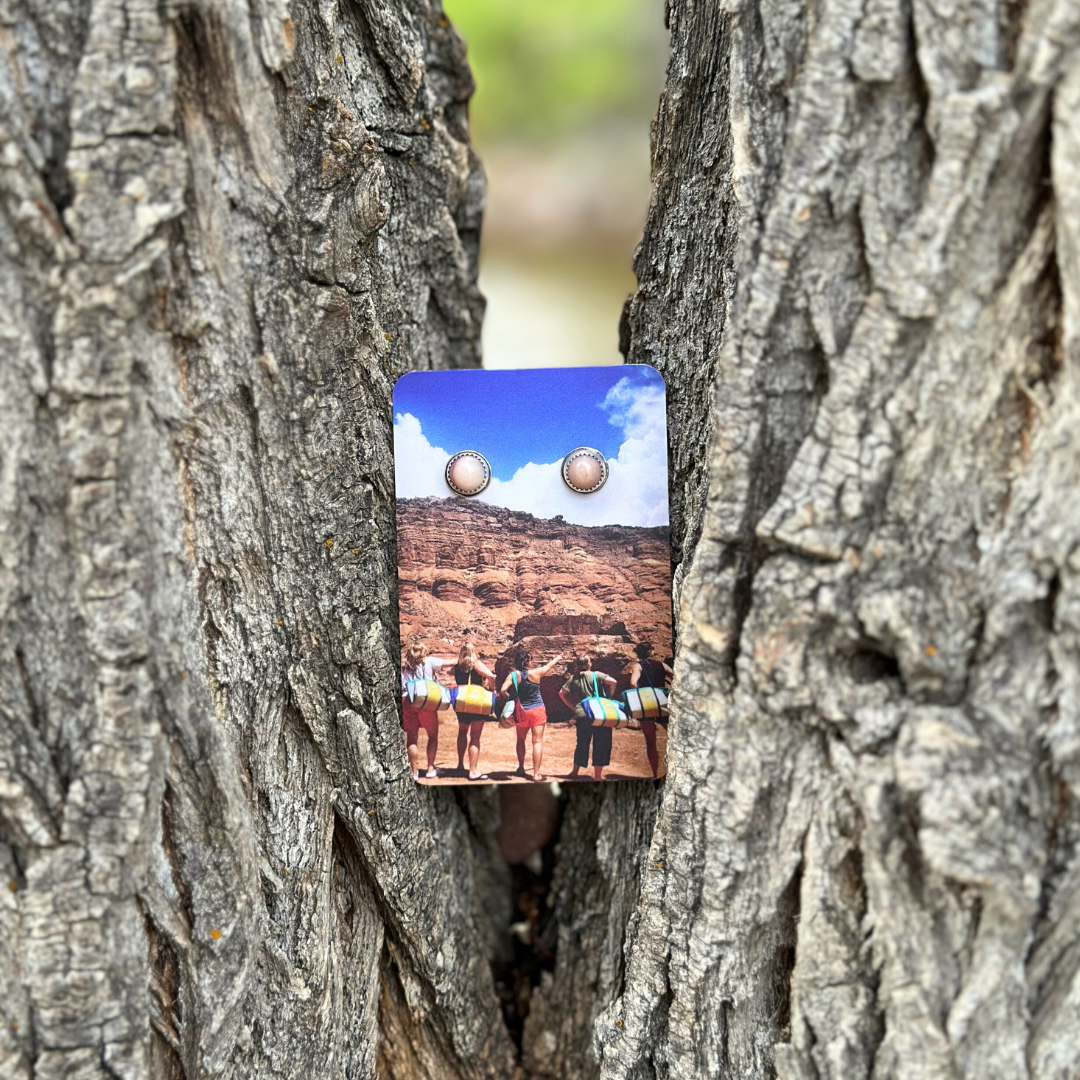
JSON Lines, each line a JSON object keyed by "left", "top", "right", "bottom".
{"left": 622, "top": 686, "right": 669, "bottom": 721}
{"left": 499, "top": 699, "right": 517, "bottom": 727}
{"left": 575, "top": 672, "right": 629, "bottom": 729}
{"left": 450, "top": 674, "right": 495, "bottom": 717}
{"left": 405, "top": 679, "right": 450, "bottom": 712}
{"left": 498, "top": 671, "right": 521, "bottom": 728}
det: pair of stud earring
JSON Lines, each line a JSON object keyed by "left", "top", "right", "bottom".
{"left": 445, "top": 447, "right": 608, "bottom": 497}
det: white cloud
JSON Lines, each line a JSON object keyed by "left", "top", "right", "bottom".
{"left": 392, "top": 412, "right": 451, "bottom": 497}
{"left": 393, "top": 378, "right": 669, "bottom": 528}
{"left": 601, "top": 375, "right": 665, "bottom": 432}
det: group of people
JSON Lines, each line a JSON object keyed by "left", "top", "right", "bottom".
{"left": 400, "top": 638, "right": 673, "bottom": 782}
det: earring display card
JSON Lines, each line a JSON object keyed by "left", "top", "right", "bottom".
{"left": 393, "top": 366, "right": 672, "bottom": 785}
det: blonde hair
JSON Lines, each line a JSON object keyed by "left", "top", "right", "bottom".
{"left": 403, "top": 637, "right": 428, "bottom": 673}
{"left": 574, "top": 654, "right": 592, "bottom": 674}
{"left": 457, "top": 642, "right": 477, "bottom": 673}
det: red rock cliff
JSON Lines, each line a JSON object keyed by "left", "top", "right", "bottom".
{"left": 396, "top": 497, "right": 672, "bottom": 718}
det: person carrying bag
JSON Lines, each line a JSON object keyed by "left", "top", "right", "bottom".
{"left": 498, "top": 649, "right": 561, "bottom": 781}
{"left": 451, "top": 643, "right": 496, "bottom": 781}
{"left": 575, "top": 670, "right": 630, "bottom": 729}
{"left": 626, "top": 642, "right": 673, "bottom": 778}
{"left": 400, "top": 638, "right": 452, "bottom": 780}
{"left": 450, "top": 668, "right": 496, "bottom": 717}
{"left": 560, "top": 656, "right": 616, "bottom": 780}
{"left": 622, "top": 660, "right": 669, "bottom": 721}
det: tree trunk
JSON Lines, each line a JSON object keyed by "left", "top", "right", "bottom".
{"left": 2, "top": 3, "right": 1079, "bottom": 1080}
{"left": 608, "top": 0, "right": 1080, "bottom": 1078}
{"left": 1, "top": 2, "right": 500, "bottom": 1078}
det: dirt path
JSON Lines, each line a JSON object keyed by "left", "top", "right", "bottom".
{"left": 413, "top": 713, "right": 667, "bottom": 785}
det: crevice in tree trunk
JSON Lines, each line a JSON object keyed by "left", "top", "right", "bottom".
{"left": 767, "top": 855, "right": 803, "bottom": 1049}
{"left": 25, "top": 0, "right": 91, "bottom": 220}
{"left": 719, "top": 998, "right": 732, "bottom": 1075}
{"left": 491, "top": 826, "right": 560, "bottom": 1052}
{"left": 173, "top": 7, "right": 240, "bottom": 137}
{"left": 722, "top": 539, "right": 761, "bottom": 677}
{"left": 894, "top": 790, "right": 926, "bottom": 909}
{"left": 14, "top": 647, "right": 69, "bottom": 814}
{"left": 377, "top": 945, "right": 435, "bottom": 1080}
{"left": 1027, "top": 758, "right": 1076, "bottom": 965}
{"left": 0, "top": 830, "right": 28, "bottom": 893}
{"left": 1035, "top": 571, "right": 1062, "bottom": 635}
{"left": 1000, "top": 0, "right": 1032, "bottom": 70}
{"left": 145, "top": 907, "right": 187, "bottom": 1080}
{"left": 160, "top": 783, "right": 195, "bottom": 933}
{"left": 850, "top": 642, "right": 903, "bottom": 686}
{"left": 907, "top": 18, "right": 936, "bottom": 180}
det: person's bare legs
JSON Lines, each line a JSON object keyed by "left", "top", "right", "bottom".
{"left": 531, "top": 724, "right": 545, "bottom": 781}
{"left": 593, "top": 765, "right": 603, "bottom": 781}
{"left": 456, "top": 722, "right": 468, "bottom": 771}
{"left": 515, "top": 729, "right": 528, "bottom": 777}
{"left": 642, "top": 721, "right": 659, "bottom": 777}
{"left": 467, "top": 720, "right": 485, "bottom": 779}
{"left": 424, "top": 723, "right": 438, "bottom": 777}
{"left": 406, "top": 728, "right": 421, "bottom": 780}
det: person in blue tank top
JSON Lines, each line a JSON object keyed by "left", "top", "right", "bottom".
{"left": 499, "top": 646, "right": 563, "bottom": 781}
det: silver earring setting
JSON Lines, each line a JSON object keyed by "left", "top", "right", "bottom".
{"left": 445, "top": 451, "right": 491, "bottom": 496}
{"left": 562, "top": 447, "right": 608, "bottom": 493}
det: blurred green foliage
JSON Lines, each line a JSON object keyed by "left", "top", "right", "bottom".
{"left": 444, "top": 0, "right": 666, "bottom": 144}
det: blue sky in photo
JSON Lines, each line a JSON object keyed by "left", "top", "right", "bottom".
{"left": 393, "top": 364, "right": 668, "bottom": 528}
{"left": 393, "top": 365, "right": 662, "bottom": 481}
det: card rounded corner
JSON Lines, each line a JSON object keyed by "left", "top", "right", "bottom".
{"left": 626, "top": 362, "right": 667, "bottom": 389}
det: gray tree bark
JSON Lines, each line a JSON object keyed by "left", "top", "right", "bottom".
{"left": 1, "top": 2, "right": 500, "bottom": 1078}
{"left": 609, "top": 0, "right": 1080, "bottom": 1078}
{"left": 2, "top": 2, "right": 1078, "bottom": 1080}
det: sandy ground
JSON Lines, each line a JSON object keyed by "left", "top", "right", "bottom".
{"left": 412, "top": 712, "right": 667, "bottom": 785}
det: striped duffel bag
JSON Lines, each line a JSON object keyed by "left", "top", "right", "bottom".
{"left": 450, "top": 683, "right": 495, "bottom": 717}
{"left": 622, "top": 686, "right": 669, "bottom": 721}
{"left": 574, "top": 673, "right": 631, "bottom": 729}
{"left": 405, "top": 679, "right": 451, "bottom": 712}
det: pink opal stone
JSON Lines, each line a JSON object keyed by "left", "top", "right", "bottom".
{"left": 447, "top": 454, "right": 487, "bottom": 495}
{"left": 566, "top": 453, "right": 604, "bottom": 491}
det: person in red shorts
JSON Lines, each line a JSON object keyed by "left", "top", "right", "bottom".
{"left": 629, "top": 641, "right": 673, "bottom": 777}
{"left": 499, "top": 647, "right": 563, "bottom": 782}
{"left": 401, "top": 637, "right": 452, "bottom": 780}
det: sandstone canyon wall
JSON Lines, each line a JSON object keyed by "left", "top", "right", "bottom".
{"left": 396, "top": 498, "right": 673, "bottom": 719}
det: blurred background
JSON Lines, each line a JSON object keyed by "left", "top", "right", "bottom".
{"left": 444, "top": 0, "right": 669, "bottom": 368}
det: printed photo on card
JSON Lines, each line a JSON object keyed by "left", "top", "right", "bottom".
{"left": 393, "top": 365, "right": 672, "bottom": 785}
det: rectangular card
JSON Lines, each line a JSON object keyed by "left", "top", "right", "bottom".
{"left": 393, "top": 366, "right": 672, "bottom": 784}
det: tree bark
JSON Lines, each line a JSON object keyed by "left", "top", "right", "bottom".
{"left": 607, "top": 0, "right": 1080, "bottom": 1078}
{"left": 1, "top": 2, "right": 503, "bottom": 1078}
{"left": 3, "top": 2, "right": 1080, "bottom": 1080}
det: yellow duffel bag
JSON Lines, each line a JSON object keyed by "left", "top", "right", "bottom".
{"left": 450, "top": 683, "right": 495, "bottom": 717}
{"left": 405, "top": 679, "right": 451, "bottom": 712}
{"left": 622, "top": 686, "right": 669, "bottom": 721}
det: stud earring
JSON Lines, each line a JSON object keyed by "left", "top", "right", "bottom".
{"left": 445, "top": 451, "right": 491, "bottom": 496}
{"left": 562, "top": 447, "right": 608, "bottom": 493}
